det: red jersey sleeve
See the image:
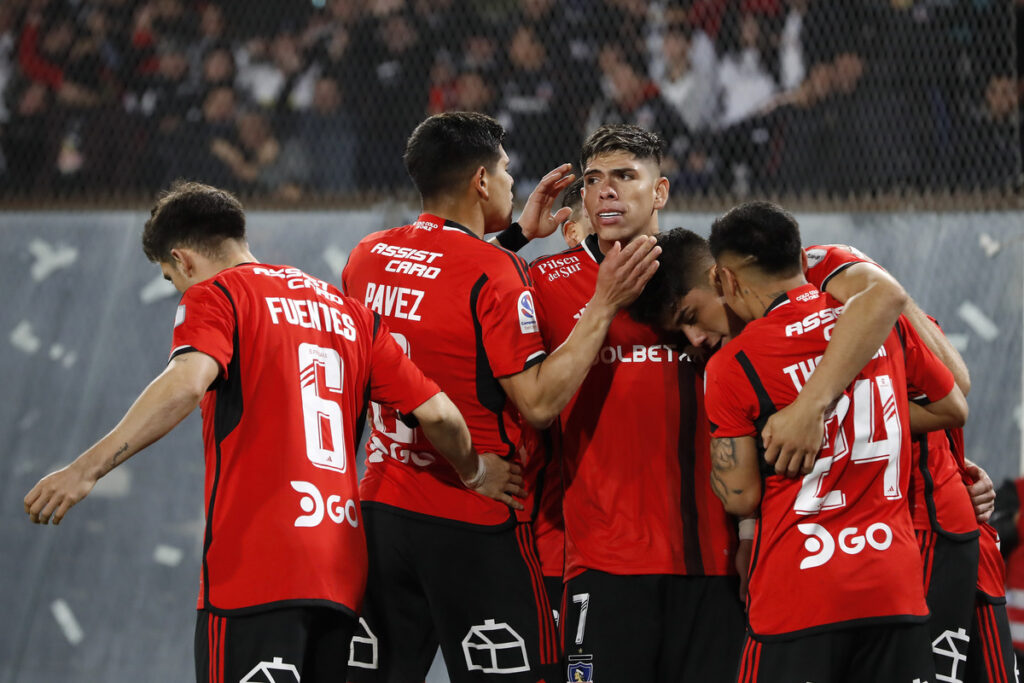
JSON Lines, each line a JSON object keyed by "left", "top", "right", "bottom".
{"left": 169, "top": 281, "right": 235, "bottom": 376}
{"left": 368, "top": 315, "right": 441, "bottom": 413}
{"left": 704, "top": 351, "right": 760, "bottom": 439}
{"left": 804, "top": 244, "right": 881, "bottom": 293}
{"left": 477, "top": 277, "right": 547, "bottom": 378}
{"left": 897, "top": 317, "right": 956, "bottom": 403}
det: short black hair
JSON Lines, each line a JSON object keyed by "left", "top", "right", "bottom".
{"left": 708, "top": 201, "right": 802, "bottom": 276}
{"left": 581, "top": 124, "right": 664, "bottom": 170}
{"left": 142, "top": 180, "right": 246, "bottom": 263}
{"left": 628, "top": 228, "right": 713, "bottom": 327}
{"left": 404, "top": 112, "right": 505, "bottom": 200}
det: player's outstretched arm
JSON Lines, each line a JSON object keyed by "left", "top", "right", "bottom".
{"left": 709, "top": 436, "right": 762, "bottom": 518}
{"left": 24, "top": 352, "right": 219, "bottom": 525}
{"left": 413, "top": 392, "right": 525, "bottom": 511}
{"left": 500, "top": 236, "right": 660, "bottom": 428}
{"left": 903, "top": 299, "right": 971, "bottom": 395}
{"left": 762, "top": 261, "right": 908, "bottom": 477}
{"left": 907, "top": 385, "right": 968, "bottom": 435}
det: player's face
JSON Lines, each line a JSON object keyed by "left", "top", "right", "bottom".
{"left": 483, "top": 146, "right": 515, "bottom": 233}
{"left": 582, "top": 151, "right": 668, "bottom": 249}
{"left": 662, "top": 283, "right": 730, "bottom": 351}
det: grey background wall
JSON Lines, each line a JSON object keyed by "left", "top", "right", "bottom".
{"left": 1, "top": 209, "right": 1021, "bottom": 682}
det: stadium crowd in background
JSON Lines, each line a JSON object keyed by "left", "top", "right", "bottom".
{"left": 0, "top": 0, "right": 1019, "bottom": 201}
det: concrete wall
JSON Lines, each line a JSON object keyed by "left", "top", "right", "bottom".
{"left": 1, "top": 209, "right": 1020, "bottom": 682}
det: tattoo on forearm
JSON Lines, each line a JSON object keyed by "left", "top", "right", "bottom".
{"left": 711, "top": 438, "right": 738, "bottom": 472}
{"left": 108, "top": 442, "right": 130, "bottom": 470}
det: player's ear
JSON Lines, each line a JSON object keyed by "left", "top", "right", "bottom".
{"left": 653, "top": 176, "right": 669, "bottom": 210}
{"left": 709, "top": 264, "right": 724, "bottom": 297}
{"left": 169, "top": 247, "right": 193, "bottom": 276}
{"left": 800, "top": 249, "right": 808, "bottom": 274}
{"left": 473, "top": 165, "right": 489, "bottom": 200}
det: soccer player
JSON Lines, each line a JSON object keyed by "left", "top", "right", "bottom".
{"left": 530, "top": 124, "right": 743, "bottom": 683}
{"left": 558, "top": 176, "right": 593, "bottom": 249}
{"left": 23, "top": 181, "right": 521, "bottom": 682}
{"left": 341, "top": 112, "right": 658, "bottom": 683}
{"left": 700, "top": 202, "right": 967, "bottom": 682}
{"left": 633, "top": 226, "right": 1002, "bottom": 681}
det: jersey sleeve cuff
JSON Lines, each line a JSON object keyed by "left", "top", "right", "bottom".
{"left": 495, "top": 223, "right": 529, "bottom": 252}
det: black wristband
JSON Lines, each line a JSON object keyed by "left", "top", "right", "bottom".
{"left": 495, "top": 223, "right": 529, "bottom": 252}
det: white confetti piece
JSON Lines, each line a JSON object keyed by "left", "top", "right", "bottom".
{"left": 323, "top": 245, "right": 349, "bottom": 279}
{"left": 979, "top": 233, "right": 1001, "bottom": 258}
{"left": 10, "top": 320, "right": 41, "bottom": 354}
{"left": 51, "top": 599, "right": 84, "bottom": 645}
{"left": 61, "top": 351, "right": 77, "bottom": 369}
{"left": 139, "top": 275, "right": 178, "bottom": 304}
{"left": 957, "top": 301, "right": 999, "bottom": 342}
{"left": 154, "top": 544, "right": 184, "bottom": 567}
{"left": 28, "top": 240, "right": 78, "bottom": 281}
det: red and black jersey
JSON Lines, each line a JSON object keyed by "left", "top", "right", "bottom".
{"left": 342, "top": 214, "right": 547, "bottom": 527}
{"left": 530, "top": 235, "right": 736, "bottom": 580}
{"left": 705, "top": 283, "right": 955, "bottom": 639}
{"left": 805, "top": 244, "right": 978, "bottom": 537}
{"left": 170, "top": 263, "right": 440, "bottom": 616}
{"left": 520, "top": 423, "right": 564, "bottom": 579}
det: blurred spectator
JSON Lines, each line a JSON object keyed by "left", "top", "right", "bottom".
{"left": 497, "top": 24, "right": 574, "bottom": 187}
{"left": 185, "top": 3, "right": 224, "bottom": 88}
{"left": 716, "top": 10, "right": 778, "bottom": 127}
{"left": 18, "top": 11, "right": 102, "bottom": 108}
{"left": 292, "top": 75, "right": 357, "bottom": 194}
{"left": 585, "top": 46, "right": 691, "bottom": 166}
{"left": 655, "top": 17, "right": 716, "bottom": 133}
{"left": 959, "top": 72, "right": 1021, "bottom": 190}
{"left": 452, "top": 69, "right": 496, "bottom": 115}
{"left": 210, "top": 109, "right": 308, "bottom": 199}
{"left": 236, "top": 31, "right": 317, "bottom": 110}
{"left": 1, "top": 79, "right": 59, "bottom": 193}
{"left": 348, "top": 8, "right": 430, "bottom": 190}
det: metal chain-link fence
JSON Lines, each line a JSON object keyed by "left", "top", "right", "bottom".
{"left": 0, "top": 0, "right": 1020, "bottom": 206}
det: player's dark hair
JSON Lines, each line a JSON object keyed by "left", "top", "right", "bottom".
{"left": 560, "top": 176, "right": 584, "bottom": 212}
{"left": 142, "top": 180, "right": 246, "bottom": 263}
{"left": 404, "top": 111, "right": 505, "bottom": 200}
{"left": 581, "top": 124, "right": 664, "bottom": 170}
{"left": 628, "top": 228, "right": 713, "bottom": 327}
{"left": 708, "top": 201, "right": 803, "bottom": 276}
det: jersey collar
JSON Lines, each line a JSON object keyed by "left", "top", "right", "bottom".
{"left": 582, "top": 233, "right": 603, "bottom": 264}
{"left": 765, "top": 283, "right": 819, "bottom": 315}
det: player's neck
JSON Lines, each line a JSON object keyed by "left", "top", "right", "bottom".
{"left": 748, "top": 275, "right": 807, "bottom": 319}
{"left": 421, "top": 197, "right": 486, "bottom": 239}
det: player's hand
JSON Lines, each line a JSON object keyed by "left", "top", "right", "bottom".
{"left": 24, "top": 462, "right": 97, "bottom": 525}
{"left": 591, "top": 235, "right": 660, "bottom": 314}
{"left": 965, "top": 458, "right": 996, "bottom": 524}
{"left": 735, "top": 538, "right": 753, "bottom": 603}
{"left": 517, "top": 163, "right": 575, "bottom": 241}
{"left": 762, "top": 397, "right": 823, "bottom": 477}
{"left": 462, "top": 453, "right": 526, "bottom": 511}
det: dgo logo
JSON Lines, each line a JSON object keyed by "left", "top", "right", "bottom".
{"left": 291, "top": 481, "right": 359, "bottom": 528}
{"left": 797, "top": 522, "right": 893, "bottom": 569}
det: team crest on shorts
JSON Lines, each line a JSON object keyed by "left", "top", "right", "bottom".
{"left": 518, "top": 291, "right": 539, "bottom": 334}
{"left": 567, "top": 654, "right": 594, "bottom": 682}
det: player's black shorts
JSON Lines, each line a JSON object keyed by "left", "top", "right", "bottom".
{"left": 918, "top": 529, "right": 980, "bottom": 679}
{"left": 544, "top": 575, "right": 563, "bottom": 629}
{"left": 561, "top": 570, "right": 745, "bottom": 683}
{"left": 966, "top": 595, "right": 1017, "bottom": 683}
{"left": 348, "top": 505, "right": 559, "bottom": 683}
{"left": 736, "top": 622, "right": 935, "bottom": 683}
{"left": 194, "top": 605, "right": 356, "bottom": 683}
